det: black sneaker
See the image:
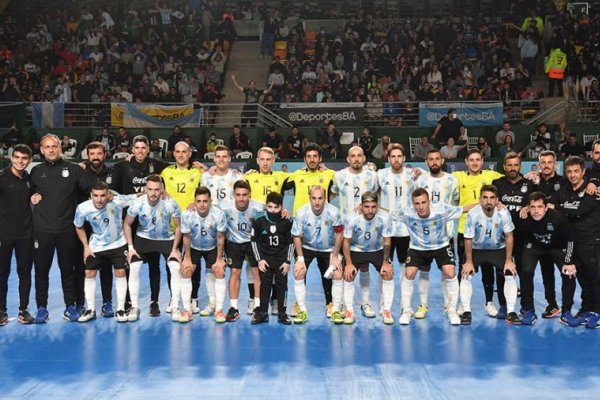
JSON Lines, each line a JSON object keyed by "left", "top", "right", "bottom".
{"left": 18, "top": 309, "right": 34, "bottom": 324}
{"left": 149, "top": 301, "right": 161, "bottom": 317}
{"left": 278, "top": 313, "right": 292, "bottom": 325}
{"left": 505, "top": 312, "right": 523, "bottom": 325}
{"left": 251, "top": 310, "right": 268, "bottom": 325}
{"left": 226, "top": 307, "right": 240, "bottom": 322}
{"left": 460, "top": 311, "right": 472, "bottom": 325}
{"left": 0, "top": 311, "right": 8, "bottom": 326}
{"left": 541, "top": 304, "right": 560, "bottom": 319}
{"left": 124, "top": 301, "right": 132, "bottom": 313}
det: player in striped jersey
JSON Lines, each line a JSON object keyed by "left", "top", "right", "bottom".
{"left": 222, "top": 180, "right": 265, "bottom": 320}
{"left": 74, "top": 182, "right": 138, "bottom": 322}
{"left": 391, "top": 188, "right": 463, "bottom": 325}
{"left": 201, "top": 145, "right": 244, "bottom": 208}
{"left": 461, "top": 185, "right": 518, "bottom": 325}
{"left": 291, "top": 185, "right": 343, "bottom": 324}
{"left": 331, "top": 146, "right": 378, "bottom": 317}
{"left": 413, "top": 149, "right": 460, "bottom": 318}
{"left": 181, "top": 186, "right": 228, "bottom": 323}
{"left": 124, "top": 175, "right": 182, "bottom": 322}
{"left": 342, "top": 191, "right": 394, "bottom": 325}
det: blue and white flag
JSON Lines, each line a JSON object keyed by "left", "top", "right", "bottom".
{"left": 32, "top": 102, "right": 64, "bottom": 128}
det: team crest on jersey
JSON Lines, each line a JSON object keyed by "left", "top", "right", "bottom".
{"left": 547, "top": 223, "right": 554, "bottom": 231}
{"left": 149, "top": 164, "right": 155, "bottom": 173}
{"left": 274, "top": 180, "right": 279, "bottom": 185}
{"left": 406, "top": 256, "right": 411, "bottom": 263}
{"left": 159, "top": 212, "right": 163, "bottom": 218}
{"left": 34, "top": 240, "right": 39, "bottom": 249}
{"left": 189, "top": 176, "right": 195, "bottom": 182}
{"left": 520, "top": 185, "right": 528, "bottom": 193}
{"left": 578, "top": 191, "right": 585, "bottom": 198}
{"left": 526, "top": 242, "right": 532, "bottom": 249}
{"left": 62, "top": 168, "right": 69, "bottom": 178}
{"left": 554, "top": 183, "right": 560, "bottom": 191}
{"left": 106, "top": 176, "right": 112, "bottom": 185}
{"left": 269, "top": 225, "right": 276, "bottom": 234}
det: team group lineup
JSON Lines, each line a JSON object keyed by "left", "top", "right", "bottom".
{"left": 2, "top": 132, "right": 600, "bottom": 329}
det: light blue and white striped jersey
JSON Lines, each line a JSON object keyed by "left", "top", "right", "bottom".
{"left": 180, "top": 205, "right": 227, "bottom": 251}
{"left": 222, "top": 200, "right": 265, "bottom": 244}
{"left": 127, "top": 196, "right": 181, "bottom": 241}
{"left": 415, "top": 172, "right": 459, "bottom": 205}
{"left": 377, "top": 167, "right": 415, "bottom": 237}
{"left": 463, "top": 205, "right": 514, "bottom": 250}
{"left": 201, "top": 169, "right": 244, "bottom": 208}
{"left": 331, "top": 167, "right": 378, "bottom": 218}
{"left": 343, "top": 211, "right": 393, "bottom": 252}
{"left": 391, "top": 204, "right": 463, "bottom": 251}
{"left": 74, "top": 194, "right": 137, "bottom": 252}
{"left": 291, "top": 203, "right": 343, "bottom": 252}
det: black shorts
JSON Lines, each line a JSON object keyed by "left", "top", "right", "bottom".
{"left": 304, "top": 248, "right": 331, "bottom": 269}
{"left": 132, "top": 236, "right": 174, "bottom": 262}
{"left": 471, "top": 248, "right": 507, "bottom": 272}
{"left": 391, "top": 236, "right": 410, "bottom": 263}
{"left": 226, "top": 242, "right": 257, "bottom": 269}
{"left": 86, "top": 245, "right": 128, "bottom": 270}
{"left": 406, "top": 245, "right": 455, "bottom": 269}
{"left": 349, "top": 250, "right": 383, "bottom": 271}
{"left": 190, "top": 248, "right": 218, "bottom": 269}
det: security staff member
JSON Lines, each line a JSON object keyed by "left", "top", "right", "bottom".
{"left": 30, "top": 134, "right": 95, "bottom": 323}
{"left": 0, "top": 145, "right": 35, "bottom": 325}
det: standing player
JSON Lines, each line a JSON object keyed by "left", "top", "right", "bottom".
{"left": 453, "top": 149, "right": 503, "bottom": 317}
{"left": 180, "top": 187, "right": 228, "bottom": 323}
{"left": 391, "top": 188, "right": 462, "bottom": 325}
{"left": 0, "top": 145, "right": 35, "bottom": 325}
{"left": 331, "top": 146, "right": 378, "bottom": 317}
{"left": 461, "top": 185, "right": 518, "bottom": 325}
{"left": 222, "top": 181, "right": 265, "bottom": 319}
{"left": 74, "top": 182, "right": 137, "bottom": 322}
{"left": 123, "top": 175, "right": 182, "bottom": 322}
{"left": 342, "top": 192, "right": 394, "bottom": 325}
{"left": 292, "top": 185, "right": 343, "bottom": 324}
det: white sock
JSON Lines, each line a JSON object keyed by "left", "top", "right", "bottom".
{"left": 206, "top": 269, "right": 216, "bottom": 305}
{"left": 128, "top": 261, "right": 142, "bottom": 309}
{"left": 446, "top": 276, "right": 459, "bottom": 313}
{"left": 398, "top": 263, "right": 405, "bottom": 285}
{"left": 85, "top": 277, "right": 96, "bottom": 311}
{"left": 215, "top": 277, "right": 227, "bottom": 311}
{"left": 230, "top": 298, "right": 238, "bottom": 308}
{"left": 359, "top": 270, "right": 370, "bottom": 305}
{"left": 168, "top": 260, "right": 181, "bottom": 310}
{"left": 378, "top": 273, "right": 383, "bottom": 307}
{"left": 254, "top": 297, "right": 261, "bottom": 309}
{"left": 343, "top": 280, "right": 355, "bottom": 312}
{"left": 418, "top": 271, "right": 430, "bottom": 305}
{"left": 401, "top": 277, "right": 414, "bottom": 311}
{"left": 332, "top": 279, "right": 343, "bottom": 312}
{"left": 294, "top": 279, "right": 307, "bottom": 311}
{"left": 180, "top": 277, "right": 192, "bottom": 311}
{"left": 441, "top": 274, "right": 449, "bottom": 307}
{"left": 504, "top": 275, "right": 518, "bottom": 313}
{"left": 246, "top": 266, "right": 254, "bottom": 284}
{"left": 381, "top": 279, "right": 394, "bottom": 311}
{"left": 115, "top": 276, "right": 127, "bottom": 311}
{"left": 459, "top": 276, "right": 473, "bottom": 312}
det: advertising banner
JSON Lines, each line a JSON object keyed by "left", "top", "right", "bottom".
{"left": 419, "top": 102, "right": 503, "bottom": 127}
{"left": 279, "top": 103, "right": 364, "bottom": 126}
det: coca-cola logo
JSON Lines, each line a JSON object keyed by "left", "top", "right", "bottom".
{"left": 132, "top": 177, "right": 147, "bottom": 184}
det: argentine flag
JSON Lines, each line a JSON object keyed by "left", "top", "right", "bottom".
{"left": 32, "top": 102, "right": 65, "bottom": 128}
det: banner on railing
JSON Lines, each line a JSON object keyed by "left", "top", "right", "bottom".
{"left": 110, "top": 103, "right": 201, "bottom": 128}
{"left": 32, "top": 102, "right": 64, "bottom": 128}
{"left": 279, "top": 103, "right": 364, "bottom": 126}
{"left": 418, "top": 102, "right": 503, "bottom": 127}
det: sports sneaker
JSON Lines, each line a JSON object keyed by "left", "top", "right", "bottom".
{"left": 448, "top": 311, "right": 461, "bottom": 325}
{"left": 575, "top": 312, "right": 592, "bottom": 326}
{"left": 34, "top": 307, "right": 49, "bottom": 324}
{"left": 0, "top": 311, "right": 7, "bottom": 326}
{"left": 343, "top": 310, "right": 355, "bottom": 325}
{"left": 290, "top": 302, "right": 299, "bottom": 317}
{"left": 116, "top": 310, "right": 128, "bottom": 323}
{"left": 270, "top": 299, "right": 279, "bottom": 316}
{"left": 171, "top": 308, "right": 181, "bottom": 322}
{"left": 293, "top": 310, "right": 308, "bottom": 324}
{"left": 382, "top": 310, "right": 394, "bottom": 325}
{"left": 247, "top": 299, "right": 255, "bottom": 315}
{"left": 460, "top": 311, "right": 472, "bottom": 325}
{"left": 191, "top": 299, "right": 200, "bottom": 314}
{"left": 278, "top": 313, "right": 292, "bottom": 325}
{"left": 63, "top": 305, "right": 79, "bottom": 322}
{"left": 574, "top": 308, "right": 588, "bottom": 319}
{"left": 18, "top": 309, "right": 34, "bottom": 324}
{"left": 165, "top": 300, "right": 172, "bottom": 314}
{"left": 505, "top": 312, "right": 523, "bottom": 325}
{"left": 496, "top": 305, "right": 507, "bottom": 320}
{"left": 521, "top": 310, "right": 537, "bottom": 326}
{"left": 215, "top": 310, "right": 227, "bottom": 323}
{"left": 331, "top": 310, "right": 344, "bottom": 325}
{"left": 585, "top": 312, "right": 600, "bottom": 329}
{"left": 127, "top": 307, "right": 140, "bottom": 322}
{"left": 485, "top": 302, "right": 498, "bottom": 318}
{"left": 78, "top": 310, "right": 96, "bottom": 322}
{"left": 101, "top": 302, "right": 115, "bottom": 318}
{"left": 361, "top": 303, "right": 376, "bottom": 318}
{"left": 226, "top": 307, "right": 240, "bottom": 322}
{"left": 200, "top": 303, "right": 215, "bottom": 317}
{"left": 326, "top": 303, "right": 333, "bottom": 318}
{"left": 559, "top": 310, "right": 579, "bottom": 327}
{"left": 149, "top": 301, "right": 160, "bottom": 317}
{"left": 75, "top": 304, "right": 85, "bottom": 317}
{"left": 457, "top": 303, "right": 464, "bottom": 316}
{"left": 179, "top": 310, "right": 193, "bottom": 323}
{"left": 414, "top": 304, "right": 428, "bottom": 319}
{"left": 399, "top": 309, "right": 413, "bottom": 325}
{"left": 541, "top": 305, "right": 561, "bottom": 319}
{"left": 251, "top": 310, "right": 268, "bottom": 325}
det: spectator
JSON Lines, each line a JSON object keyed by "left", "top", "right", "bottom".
{"left": 261, "top": 127, "right": 285, "bottom": 158}
{"left": 553, "top": 121, "right": 570, "bottom": 152}
{"left": 477, "top": 137, "right": 492, "bottom": 158}
{"left": 413, "top": 135, "right": 435, "bottom": 160}
{"left": 183, "top": 136, "right": 199, "bottom": 160}
{"left": 167, "top": 125, "right": 189, "bottom": 158}
{"left": 560, "top": 134, "right": 586, "bottom": 159}
{"left": 359, "top": 127, "right": 374, "bottom": 159}
{"left": 231, "top": 75, "right": 273, "bottom": 127}
{"left": 95, "top": 127, "right": 116, "bottom": 157}
{"left": 372, "top": 135, "right": 391, "bottom": 160}
{"left": 229, "top": 125, "right": 251, "bottom": 155}
{"left": 520, "top": 123, "right": 552, "bottom": 158}
{"left": 1, "top": 123, "right": 23, "bottom": 149}
{"left": 545, "top": 46, "right": 567, "bottom": 98}
{"left": 206, "top": 132, "right": 219, "bottom": 153}
{"left": 260, "top": 12, "right": 278, "bottom": 59}
{"left": 149, "top": 138, "right": 165, "bottom": 159}
{"left": 72, "top": 74, "right": 95, "bottom": 103}
{"left": 440, "top": 137, "right": 467, "bottom": 159}
{"left": 432, "top": 108, "right": 465, "bottom": 148}
{"left": 495, "top": 122, "right": 516, "bottom": 145}
{"left": 115, "top": 127, "right": 133, "bottom": 152}
{"left": 499, "top": 134, "right": 517, "bottom": 158}
{"left": 286, "top": 126, "right": 308, "bottom": 159}
{"left": 61, "top": 135, "right": 77, "bottom": 159}
{"left": 317, "top": 121, "right": 342, "bottom": 159}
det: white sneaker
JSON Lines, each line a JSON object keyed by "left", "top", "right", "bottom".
{"left": 165, "top": 300, "right": 172, "bottom": 314}
{"left": 199, "top": 303, "right": 215, "bottom": 317}
{"left": 171, "top": 308, "right": 181, "bottom": 322}
{"left": 399, "top": 308, "right": 413, "bottom": 325}
{"left": 448, "top": 311, "right": 461, "bottom": 325}
{"left": 116, "top": 309, "right": 128, "bottom": 323}
{"left": 247, "top": 299, "right": 256, "bottom": 315}
{"left": 270, "top": 299, "right": 278, "bottom": 316}
{"left": 191, "top": 299, "right": 200, "bottom": 314}
{"left": 361, "top": 303, "right": 376, "bottom": 318}
{"left": 127, "top": 307, "right": 140, "bottom": 322}
{"left": 485, "top": 301, "right": 498, "bottom": 318}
